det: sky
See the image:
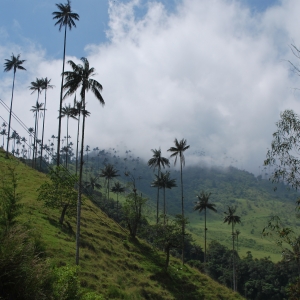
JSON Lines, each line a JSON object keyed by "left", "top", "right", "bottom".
{"left": 0, "top": 0, "right": 299, "bottom": 174}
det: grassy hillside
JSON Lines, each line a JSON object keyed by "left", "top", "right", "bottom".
{"left": 0, "top": 149, "right": 243, "bottom": 300}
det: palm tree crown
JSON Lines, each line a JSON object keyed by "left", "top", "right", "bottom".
{"left": 100, "top": 164, "right": 119, "bottom": 200}
{"left": 52, "top": 0, "right": 79, "bottom": 31}
{"left": 4, "top": 54, "right": 26, "bottom": 73}
{"left": 29, "top": 78, "right": 44, "bottom": 95}
{"left": 223, "top": 205, "right": 241, "bottom": 227}
{"left": 194, "top": 192, "right": 217, "bottom": 214}
{"left": 168, "top": 138, "right": 190, "bottom": 166}
{"left": 194, "top": 191, "right": 217, "bottom": 263}
{"left": 148, "top": 148, "right": 170, "bottom": 224}
{"left": 148, "top": 148, "right": 170, "bottom": 170}
{"left": 63, "top": 58, "right": 104, "bottom": 104}
{"left": 4, "top": 53, "right": 26, "bottom": 157}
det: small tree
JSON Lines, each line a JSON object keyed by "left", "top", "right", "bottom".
{"left": 37, "top": 166, "right": 78, "bottom": 225}
{"left": 154, "top": 215, "right": 187, "bottom": 271}
{"left": 123, "top": 191, "right": 147, "bottom": 238}
{"left": 0, "top": 166, "right": 22, "bottom": 234}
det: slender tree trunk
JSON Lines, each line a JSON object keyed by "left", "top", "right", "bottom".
{"left": 108, "top": 179, "right": 110, "bottom": 201}
{"left": 232, "top": 223, "right": 236, "bottom": 291}
{"left": 6, "top": 70, "right": 16, "bottom": 158}
{"left": 57, "top": 25, "right": 67, "bottom": 166}
{"left": 32, "top": 108, "right": 38, "bottom": 168}
{"left": 35, "top": 111, "right": 39, "bottom": 168}
{"left": 204, "top": 208, "right": 207, "bottom": 263}
{"left": 76, "top": 95, "right": 86, "bottom": 266}
{"left": 116, "top": 193, "right": 119, "bottom": 221}
{"left": 163, "top": 187, "right": 166, "bottom": 226}
{"left": 180, "top": 160, "right": 185, "bottom": 265}
{"left": 75, "top": 112, "right": 80, "bottom": 175}
{"left": 156, "top": 168, "right": 160, "bottom": 224}
{"left": 59, "top": 204, "right": 69, "bottom": 225}
{"left": 40, "top": 89, "right": 47, "bottom": 170}
{"left": 66, "top": 116, "right": 69, "bottom": 168}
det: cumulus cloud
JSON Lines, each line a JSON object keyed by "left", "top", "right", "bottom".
{"left": 1, "top": 0, "right": 300, "bottom": 174}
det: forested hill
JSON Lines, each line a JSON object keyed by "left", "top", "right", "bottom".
{"left": 86, "top": 149, "right": 299, "bottom": 260}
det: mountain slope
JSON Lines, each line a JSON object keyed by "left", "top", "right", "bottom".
{"left": 84, "top": 149, "right": 299, "bottom": 261}
{"left": 0, "top": 149, "right": 243, "bottom": 300}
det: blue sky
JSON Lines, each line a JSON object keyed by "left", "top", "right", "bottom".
{"left": 1, "top": 0, "right": 279, "bottom": 59}
{"left": 0, "top": 0, "right": 300, "bottom": 173}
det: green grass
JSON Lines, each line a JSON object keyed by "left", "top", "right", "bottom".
{"left": 0, "top": 149, "right": 244, "bottom": 299}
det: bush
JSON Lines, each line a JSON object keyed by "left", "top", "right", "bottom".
{"left": 52, "top": 266, "right": 81, "bottom": 300}
{"left": 0, "top": 226, "right": 53, "bottom": 300}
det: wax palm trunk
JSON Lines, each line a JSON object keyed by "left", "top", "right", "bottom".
{"left": 75, "top": 111, "right": 80, "bottom": 175}
{"left": 40, "top": 92, "right": 47, "bottom": 169}
{"left": 76, "top": 98, "right": 86, "bottom": 265}
{"left": 57, "top": 25, "right": 67, "bottom": 166}
{"left": 6, "top": 71, "right": 16, "bottom": 157}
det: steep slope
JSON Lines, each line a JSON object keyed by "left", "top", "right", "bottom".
{"left": 0, "top": 149, "right": 243, "bottom": 300}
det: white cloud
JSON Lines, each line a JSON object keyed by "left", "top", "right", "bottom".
{"left": 2, "top": 0, "right": 300, "bottom": 174}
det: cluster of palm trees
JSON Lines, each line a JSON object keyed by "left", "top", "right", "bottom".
{"left": 2, "top": 1, "right": 106, "bottom": 266}
{"left": 194, "top": 192, "right": 241, "bottom": 292}
{"left": 148, "top": 138, "right": 190, "bottom": 264}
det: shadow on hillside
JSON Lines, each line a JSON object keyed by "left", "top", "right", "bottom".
{"left": 43, "top": 215, "right": 75, "bottom": 237}
{"left": 131, "top": 238, "right": 204, "bottom": 300}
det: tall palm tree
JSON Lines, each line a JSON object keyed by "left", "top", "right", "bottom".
{"left": 84, "top": 176, "right": 101, "bottom": 195}
{"left": 167, "top": 138, "right": 190, "bottom": 264}
{"left": 4, "top": 53, "right": 26, "bottom": 157}
{"left": 194, "top": 191, "right": 217, "bottom": 263}
{"left": 223, "top": 205, "right": 241, "bottom": 292}
{"left": 100, "top": 164, "right": 119, "bottom": 201}
{"left": 53, "top": 0, "right": 79, "bottom": 166}
{"left": 62, "top": 57, "right": 104, "bottom": 265}
{"left": 148, "top": 148, "right": 170, "bottom": 224}
{"left": 29, "top": 78, "right": 44, "bottom": 167}
{"left": 30, "top": 101, "right": 45, "bottom": 168}
{"left": 40, "top": 77, "right": 54, "bottom": 169}
{"left": 60, "top": 103, "right": 77, "bottom": 168}
{"left": 151, "top": 171, "right": 177, "bottom": 225}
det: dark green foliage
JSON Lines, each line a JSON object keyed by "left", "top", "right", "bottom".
{"left": 0, "top": 166, "right": 22, "bottom": 233}
{"left": 37, "top": 166, "right": 78, "bottom": 225}
{"left": 52, "top": 266, "right": 81, "bottom": 300}
{"left": 153, "top": 216, "right": 185, "bottom": 270}
{"left": 205, "top": 240, "right": 299, "bottom": 299}
{"left": 0, "top": 226, "right": 54, "bottom": 300}
{"left": 262, "top": 215, "right": 300, "bottom": 277}
{"left": 123, "top": 192, "right": 147, "bottom": 238}
{"left": 265, "top": 110, "right": 300, "bottom": 190}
